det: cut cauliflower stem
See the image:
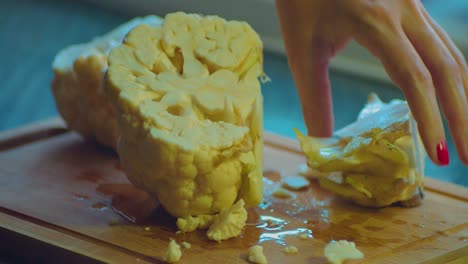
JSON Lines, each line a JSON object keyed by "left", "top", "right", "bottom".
{"left": 52, "top": 16, "right": 162, "bottom": 149}
{"left": 106, "top": 12, "right": 264, "bottom": 221}
{"left": 296, "top": 94, "right": 425, "bottom": 207}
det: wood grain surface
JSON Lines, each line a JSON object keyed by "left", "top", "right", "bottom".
{"left": 0, "top": 118, "right": 467, "bottom": 264}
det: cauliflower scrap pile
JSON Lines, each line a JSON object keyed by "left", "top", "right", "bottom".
{"left": 52, "top": 16, "right": 162, "bottom": 149}
{"left": 296, "top": 94, "right": 425, "bottom": 207}
{"left": 106, "top": 12, "right": 264, "bottom": 238}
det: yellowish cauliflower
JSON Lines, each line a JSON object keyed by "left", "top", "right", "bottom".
{"left": 206, "top": 199, "right": 248, "bottom": 241}
{"left": 164, "top": 239, "right": 182, "bottom": 263}
{"left": 283, "top": 245, "right": 298, "bottom": 254}
{"left": 248, "top": 245, "right": 268, "bottom": 264}
{"left": 106, "top": 12, "right": 264, "bottom": 218}
{"left": 324, "top": 240, "right": 364, "bottom": 264}
{"left": 52, "top": 16, "right": 161, "bottom": 148}
{"left": 176, "top": 214, "right": 218, "bottom": 233}
{"left": 296, "top": 94, "right": 425, "bottom": 207}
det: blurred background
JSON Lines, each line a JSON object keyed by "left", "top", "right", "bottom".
{"left": 0, "top": 0, "right": 466, "bottom": 185}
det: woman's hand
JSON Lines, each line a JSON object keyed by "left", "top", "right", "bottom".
{"left": 276, "top": 0, "right": 468, "bottom": 166}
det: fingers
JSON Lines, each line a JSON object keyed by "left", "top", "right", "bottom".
{"left": 354, "top": 21, "right": 446, "bottom": 165}
{"left": 276, "top": 1, "right": 334, "bottom": 137}
{"left": 420, "top": 6, "right": 468, "bottom": 101}
{"left": 402, "top": 5, "right": 468, "bottom": 165}
{"left": 288, "top": 44, "right": 335, "bottom": 138}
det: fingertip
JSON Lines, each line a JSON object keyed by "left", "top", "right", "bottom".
{"left": 435, "top": 140, "right": 450, "bottom": 166}
{"left": 417, "top": 125, "right": 447, "bottom": 167}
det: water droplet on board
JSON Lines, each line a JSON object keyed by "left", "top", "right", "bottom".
{"left": 259, "top": 228, "right": 313, "bottom": 246}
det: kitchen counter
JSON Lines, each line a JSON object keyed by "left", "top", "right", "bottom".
{"left": 0, "top": 0, "right": 466, "bottom": 188}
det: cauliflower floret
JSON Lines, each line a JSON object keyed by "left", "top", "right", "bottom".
{"left": 176, "top": 214, "right": 218, "bottom": 232}
{"left": 296, "top": 94, "right": 425, "bottom": 207}
{"left": 106, "top": 12, "right": 264, "bottom": 217}
{"left": 324, "top": 240, "right": 364, "bottom": 264}
{"left": 247, "top": 245, "right": 268, "bottom": 264}
{"left": 176, "top": 199, "right": 247, "bottom": 241}
{"left": 164, "top": 239, "right": 182, "bottom": 263}
{"left": 206, "top": 199, "right": 248, "bottom": 241}
{"left": 51, "top": 16, "right": 162, "bottom": 149}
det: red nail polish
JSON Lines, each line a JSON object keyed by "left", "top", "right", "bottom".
{"left": 436, "top": 140, "right": 449, "bottom": 166}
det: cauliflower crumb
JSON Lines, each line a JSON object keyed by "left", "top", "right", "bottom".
{"left": 324, "top": 240, "right": 364, "bottom": 264}
{"left": 144, "top": 227, "right": 151, "bottom": 231}
{"left": 282, "top": 175, "right": 310, "bottom": 190}
{"left": 283, "top": 245, "right": 298, "bottom": 254}
{"left": 181, "top": 242, "right": 191, "bottom": 249}
{"left": 164, "top": 240, "right": 182, "bottom": 263}
{"left": 248, "top": 245, "right": 267, "bottom": 264}
{"left": 206, "top": 199, "right": 248, "bottom": 241}
{"left": 299, "top": 234, "right": 308, "bottom": 240}
{"left": 272, "top": 187, "right": 295, "bottom": 198}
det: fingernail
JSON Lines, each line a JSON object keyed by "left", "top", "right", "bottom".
{"left": 436, "top": 140, "right": 449, "bottom": 166}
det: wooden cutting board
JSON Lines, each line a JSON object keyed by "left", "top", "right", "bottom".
{"left": 0, "top": 118, "right": 467, "bottom": 264}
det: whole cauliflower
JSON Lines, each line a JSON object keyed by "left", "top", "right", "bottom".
{"left": 296, "top": 94, "right": 425, "bottom": 207}
{"left": 51, "top": 16, "right": 161, "bottom": 149}
{"left": 106, "top": 12, "right": 264, "bottom": 218}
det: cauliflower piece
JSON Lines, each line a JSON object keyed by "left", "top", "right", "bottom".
{"left": 164, "top": 239, "right": 182, "bottom": 263}
{"left": 283, "top": 245, "right": 298, "bottom": 254}
{"left": 206, "top": 199, "right": 248, "bottom": 241}
{"left": 324, "top": 240, "right": 364, "bottom": 264}
{"left": 296, "top": 94, "right": 425, "bottom": 207}
{"left": 281, "top": 175, "right": 310, "bottom": 190}
{"left": 176, "top": 214, "right": 218, "bottom": 232}
{"left": 248, "top": 245, "right": 268, "bottom": 264}
{"left": 181, "top": 242, "right": 191, "bottom": 249}
{"left": 272, "top": 187, "right": 295, "bottom": 198}
{"left": 52, "top": 16, "right": 162, "bottom": 149}
{"left": 106, "top": 12, "right": 264, "bottom": 217}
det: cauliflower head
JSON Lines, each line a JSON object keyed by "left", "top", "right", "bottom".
{"left": 296, "top": 94, "right": 425, "bottom": 207}
{"left": 106, "top": 12, "right": 264, "bottom": 217}
{"left": 52, "top": 16, "right": 162, "bottom": 149}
